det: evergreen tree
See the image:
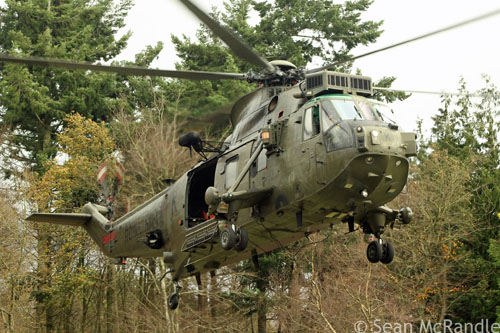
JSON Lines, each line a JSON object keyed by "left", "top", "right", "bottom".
{"left": 424, "top": 77, "right": 500, "bottom": 321}
{"left": 170, "top": 0, "right": 391, "bottom": 118}
{"left": 0, "top": 2, "right": 132, "bottom": 330}
{"left": 0, "top": 0, "right": 132, "bottom": 173}
{"left": 489, "top": 236, "right": 500, "bottom": 321}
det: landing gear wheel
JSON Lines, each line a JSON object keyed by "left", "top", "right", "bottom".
{"left": 168, "top": 292, "right": 179, "bottom": 310}
{"left": 380, "top": 241, "right": 395, "bottom": 264}
{"left": 220, "top": 227, "right": 236, "bottom": 250}
{"left": 367, "top": 241, "right": 383, "bottom": 263}
{"left": 234, "top": 228, "right": 249, "bottom": 251}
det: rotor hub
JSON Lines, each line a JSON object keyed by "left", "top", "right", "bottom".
{"left": 246, "top": 60, "right": 305, "bottom": 86}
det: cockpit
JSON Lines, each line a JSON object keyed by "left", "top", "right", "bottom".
{"left": 302, "top": 95, "right": 400, "bottom": 152}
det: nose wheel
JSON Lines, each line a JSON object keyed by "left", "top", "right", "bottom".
{"left": 361, "top": 206, "right": 409, "bottom": 265}
{"left": 366, "top": 239, "right": 394, "bottom": 264}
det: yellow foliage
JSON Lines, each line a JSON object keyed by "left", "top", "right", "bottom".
{"left": 33, "top": 113, "right": 115, "bottom": 211}
{"left": 440, "top": 240, "right": 462, "bottom": 260}
{"left": 58, "top": 113, "right": 115, "bottom": 161}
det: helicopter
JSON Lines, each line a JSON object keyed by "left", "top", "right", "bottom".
{"left": 2, "top": 0, "right": 495, "bottom": 311}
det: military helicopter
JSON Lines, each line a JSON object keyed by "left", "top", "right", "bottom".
{"left": 3, "top": 0, "right": 496, "bottom": 310}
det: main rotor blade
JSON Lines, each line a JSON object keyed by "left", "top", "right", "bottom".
{"left": 0, "top": 54, "right": 247, "bottom": 81}
{"left": 308, "top": 7, "right": 500, "bottom": 74}
{"left": 374, "top": 86, "right": 481, "bottom": 97}
{"left": 179, "top": 0, "right": 274, "bottom": 72}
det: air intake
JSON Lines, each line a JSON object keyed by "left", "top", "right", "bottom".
{"left": 305, "top": 71, "right": 373, "bottom": 97}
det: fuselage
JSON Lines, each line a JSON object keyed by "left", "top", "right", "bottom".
{"left": 94, "top": 83, "right": 416, "bottom": 281}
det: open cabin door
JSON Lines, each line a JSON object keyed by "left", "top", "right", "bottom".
{"left": 185, "top": 157, "right": 218, "bottom": 228}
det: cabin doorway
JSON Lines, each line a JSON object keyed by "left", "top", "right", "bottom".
{"left": 185, "top": 158, "right": 218, "bottom": 228}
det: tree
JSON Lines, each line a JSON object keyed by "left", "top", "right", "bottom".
{"left": 414, "top": 77, "right": 500, "bottom": 321}
{"left": 111, "top": 107, "right": 197, "bottom": 210}
{"left": 244, "top": 0, "right": 382, "bottom": 67}
{"left": 390, "top": 149, "right": 484, "bottom": 321}
{"left": 28, "top": 113, "right": 116, "bottom": 331}
{"left": 170, "top": 0, "right": 388, "bottom": 120}
{"left": 0, "top": 190, "right": 32, "bottom": 332}
{"left": 0, "top": 0, "right": 132, "bottom": 173}
{"left": 489, "top": 237, "right": 500, "bottom": 321}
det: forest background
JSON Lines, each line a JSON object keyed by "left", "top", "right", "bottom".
{"left": 0, "top": 0, "right": 499, "bottom": 332}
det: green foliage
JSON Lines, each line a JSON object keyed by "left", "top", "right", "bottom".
{"left": 111, "top": 42, "right": 182, "bottom": 116}
{"left": 414, "top": 77, "right": 500, "bottom": 321}
{"left": 489, "top": 237, "right": 500, "bottom": 321}
{"left": 171, "top": 32, "right": 254, "bottom": 117}
{"left": 431, "top": 76, "right": 500, "bottom": 159}
{"left": 249, "top": 0, "right": 382, "bottom": 67}
{"left": 26, "top": 113, "right": 116, "bottom": 331}
{"left": 0, "top": 0, "right": 132, "bottom": 173}
{"left": 372, "top": 76, "right": 411, "bottom": 103}
{"left": 170, "top": 0, "right": 391, "bottom": 119}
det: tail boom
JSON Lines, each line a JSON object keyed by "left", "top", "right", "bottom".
{"left": 26, "top": 213, "right": 91, "bottom": 226}
{"left": 26, "top": 203, "right": 111, "bottom": 256}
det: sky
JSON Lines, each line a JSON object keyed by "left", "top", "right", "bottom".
{"left": 118, "top": 0, "right": 500, "bottom": 134}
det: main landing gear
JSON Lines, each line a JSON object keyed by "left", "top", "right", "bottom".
{"left": 168, "top": 281, "right": 182, "bottom": 310}
{"left": 366, "top": 239, "right": 394, "bottom": 264}
{"left": 220, "top": 225, "right": 248, "bottom": 251}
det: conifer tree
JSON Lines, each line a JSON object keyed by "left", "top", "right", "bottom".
{"left": 425, "top": 77, "right": 500, "bottom": 321}
{"left": 0, "top": 0, "right": 132, "bottom": 173}
{"left": 170, "top": 0, "right": 387, "bottom": 118}
{"left": 0, "top": 1, "right": 132, "bottom": 330}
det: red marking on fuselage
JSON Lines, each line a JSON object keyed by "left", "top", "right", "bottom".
{"left": 102, "top": 231, "right": 116, "bottom": 245}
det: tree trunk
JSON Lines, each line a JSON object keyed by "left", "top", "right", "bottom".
{"left": 35, "top": 124, "right": 56, "bottom": 333}
{"left": 159, "top": 260, "right": 174, "bottom": 331}
{"left": 209, "top": 271, "right": 217, "bottom": 319}
{"left": 35, "top": 226, "right": 54, "bottom": 333}
{"left": 95, "top": 276, "right": 103, "bottom": 333}
{"left": 252, "top": 253, "right": 267, "bottom": 333}
{"left": 256, "top": 284, "right": 267, "bottom": 333}
{"left": 147, "top": 258, "right": 156, "bottom": 301}
{"left": 105, "top": 265, "right": 116, "bottom": 333}
{"left": 195, "top": 273, "right": 205, "bottom": 332}
{"left": 62, "top": 296, "right": 74, "bottom": 332}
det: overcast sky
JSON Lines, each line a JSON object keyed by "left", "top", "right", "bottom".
{"left": 116, "top": 0, "right": 500, "bottom": 134}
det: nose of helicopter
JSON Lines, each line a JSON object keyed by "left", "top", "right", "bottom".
{"left": 346, "top": 124, "right": 414, "bottom": 205}
{"left": 323, "top": 123, "right": 415, "bottom": 209}
{"left": 343, "top": 153, "right": 409, "bottom": 205}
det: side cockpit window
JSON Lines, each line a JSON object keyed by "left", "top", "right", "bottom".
{"left": 303, "top": 106, "right": 320, "bottom": 141}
